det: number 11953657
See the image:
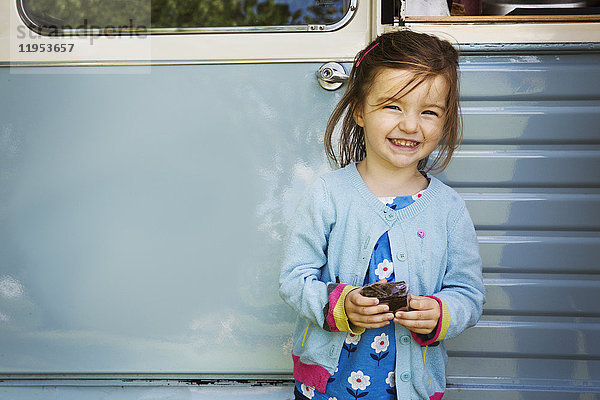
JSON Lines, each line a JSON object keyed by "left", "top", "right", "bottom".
{"left": 18, "top": 43, "right": 74, "bottom": 52}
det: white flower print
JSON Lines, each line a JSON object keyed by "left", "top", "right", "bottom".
{"left": 328, "top": 397, "right": 338, "bottom": 400}
{"left": 382, "top": 196, "right": 395, "bottom": 206}
{"left": 345, "top": 333, "right": 361, "bottom": 345}
{"left": 343, "top": 333, "right": 360, "bottom": 356}
{"left": 371, "top": 333, "right": 390, "bottom": 353}
{"left": 348, "top": 371, "right": 371, "bottom": 391}
{"left": 386, "top": 371, "right": 396, "bottom": 387}
{"left": 374, "top": 259, "right": 394, "bottom": 280}
{"left": 300, "top": 384, "right": 315, "bottom": 399}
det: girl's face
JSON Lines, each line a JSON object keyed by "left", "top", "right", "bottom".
{"left": 354, "top": 68, "right": 448, "bottom": 174}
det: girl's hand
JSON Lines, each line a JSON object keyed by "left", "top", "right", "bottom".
{"left": 394, "top": 295, "right": 440, "bottom": 335}
{"left": 344, "top": 280, "right": 394, "bottom": 329}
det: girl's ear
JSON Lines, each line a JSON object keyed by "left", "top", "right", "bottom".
{"left": 352, "top": 104, "right": 365, "bottom": 127}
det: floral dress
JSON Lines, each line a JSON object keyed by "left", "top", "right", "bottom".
{"left": 295, "top": 191, "right": 424, "bottom": 400}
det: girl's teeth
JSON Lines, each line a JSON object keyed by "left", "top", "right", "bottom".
{"left": 391, "top": 139, "right": 417, "bottom": 147}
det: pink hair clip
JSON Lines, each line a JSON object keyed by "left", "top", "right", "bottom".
{"left": 356, "top": 42, "right": 380, "bottom": 67}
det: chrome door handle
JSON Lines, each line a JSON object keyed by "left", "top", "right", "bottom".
{"left": 316, "top": 62, "right": 348, "bottom": 91}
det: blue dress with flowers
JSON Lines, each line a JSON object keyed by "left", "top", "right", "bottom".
{"left": 295, "top": 191, "right": 424, "bottom": 400}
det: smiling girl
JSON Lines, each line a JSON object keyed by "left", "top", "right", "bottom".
{"left": 280, "top": 29, "right": 485, "bottom": 400}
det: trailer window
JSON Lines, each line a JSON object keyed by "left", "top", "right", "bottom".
{"left": 379, "top": 0, "right": 600, "bottom": 22}
{"left": 18, "top": 0, "right": 355, "bottom": 35}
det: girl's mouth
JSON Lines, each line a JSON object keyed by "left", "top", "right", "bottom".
{"left": 389, "top": 138, "right": 420, "bottom": 148}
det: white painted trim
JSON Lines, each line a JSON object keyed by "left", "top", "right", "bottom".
{"left": 0, "top": 0, "right": 371, "bottom": 63}
{"left": 1, "top": 0, "right": 599, "bottom": 65}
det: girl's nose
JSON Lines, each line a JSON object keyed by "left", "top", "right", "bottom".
{"left": 397, "top": 113, "right": 419, "bottom": 134}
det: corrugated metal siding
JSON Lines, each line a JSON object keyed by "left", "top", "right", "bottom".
{"left": 437, "top": 53, "right": 600, "bottom": 399}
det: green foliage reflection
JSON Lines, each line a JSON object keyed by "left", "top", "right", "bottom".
{"left": 23, "top": 0, "right": 348, "bottom": 30}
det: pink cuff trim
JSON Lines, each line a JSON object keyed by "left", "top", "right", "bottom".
{"left": 411, "top": 295, "right": 443, "bottom": 346}
{"left": 292, "top": 354, "right": 331, "bottom": 393}
{"left": 326, "top": 284, "right": 347, "bottom": 332}
{"left": 417, "top": 391, "right": 444, "bottom": 400}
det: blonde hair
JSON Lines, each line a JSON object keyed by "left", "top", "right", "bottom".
{"left": 324, "top": 30, "right": 462, "bottom": 172}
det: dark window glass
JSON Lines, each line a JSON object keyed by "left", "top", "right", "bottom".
{"left": 412, "top": 0, "right": 600, "bottom": 16}
{"left": 20, "top": 0, "right": 353, "bottom": 33}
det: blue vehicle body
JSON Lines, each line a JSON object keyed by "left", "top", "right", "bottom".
{"left": 0, "top": 6, "right": 599, "bottom": 397}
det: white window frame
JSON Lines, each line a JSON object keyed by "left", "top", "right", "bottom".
{"left": 2, "top": 0, "right": 599, "bottom": 66}
{"left": 1, "top": 0, "right": 372, "bottom": 63}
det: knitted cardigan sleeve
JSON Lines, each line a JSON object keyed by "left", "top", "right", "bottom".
{"left": 279, "top": 177, "right": 338, "bottom": 330}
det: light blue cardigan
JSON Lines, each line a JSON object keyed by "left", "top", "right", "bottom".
{"left": 279, "top": 163, "right": 485, "bottom": 400}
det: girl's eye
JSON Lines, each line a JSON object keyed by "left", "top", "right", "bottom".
{"left": 384, "top": 105, "right": 401, "bottom": 111}
{"left": 422, "top": 110, "right": 439, "bottom": 116}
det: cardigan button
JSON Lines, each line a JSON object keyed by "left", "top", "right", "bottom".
{"left": 400, "top": 371, "right": 412, "bottom": 382}
{"left": 329, "top": 345, "right": 336, "bottom": 357}
{"left": 396, "top": 252, "right": 407, "bottom": 262}
{"left": 400, "top": 335, "right": 411, "bottom": 345}
{"left": 385, "top": 212, "right": 396, "bottom": 221}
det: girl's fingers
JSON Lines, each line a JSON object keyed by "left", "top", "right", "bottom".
{"left": 410, "top": 301, "right": 434, "bottom": 311}
{"left": 346, "top": 288, "right": 379, "bottom": 306}
{"left": 347, "top": 294, "right": 388, "bottom": 314}
{"left": 361, "top": 304, "right": 389, "bottom": 315}
{"left": 348, "top": 307, "right": 393, "bottom": 321}
{"left": 393, "top": 308, "right": 439, "bottom": 333}
{"left": 353, "top": 294, "right": 380, "bottom": 306}
{"left": 345, "top": 281, "right": 396, "bottom": 328}
{"left": 395, "top": 319, "right": 437, "bottom": 334}
{"left": 351, "top": 312, "right": 395, "bottom": 328}
{"left": 394, "top": 316, "right": 435, "bottom": 328}
{"left": 409, "top": 295, "right": 438, "bottom": 311}
{"left": 395, "top": 310, "right": 435, "bottom": 320}
{"left": 348, "top": 301, "right": 393, "bottom": 319}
